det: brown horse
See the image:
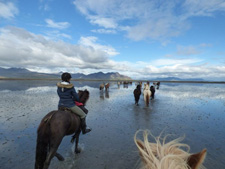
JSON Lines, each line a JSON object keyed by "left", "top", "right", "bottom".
{"left": 105, "top": 83, "right": 110, "bottom": 91}
{"left": 35, "top": 89, "right": 90, "bottom": 169}
{"left": 134, "top": 130, "right": 207, "bottom": 169}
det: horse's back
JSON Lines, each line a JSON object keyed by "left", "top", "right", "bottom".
{"left": 134, "top": 89, "right": 141, "bottom": 96}
{"left": 40, "top": 110, "right": 80, "bottom": 136}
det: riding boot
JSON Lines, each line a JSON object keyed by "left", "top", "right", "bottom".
{"left": 80, "top": 118, "right": 91, "bottom": 134}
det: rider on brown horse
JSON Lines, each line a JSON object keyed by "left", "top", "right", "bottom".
{"left": 57, "top": 72, "right": 91, "bottom": 134}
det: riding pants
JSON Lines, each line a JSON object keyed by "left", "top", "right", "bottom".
{"left": 70, "top": 106, "right": 86, "bottom": 119}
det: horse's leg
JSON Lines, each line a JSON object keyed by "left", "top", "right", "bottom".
{"left": 43, "top": 137, "right": 63, "bottom": 169}
{"left": 75, "top": 130, "right": 82, "bottom": 153}
{"left": 55, "top": 152, "right": 64, "bottom": 161}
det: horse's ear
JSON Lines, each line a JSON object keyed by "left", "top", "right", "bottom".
{"left": 136, "top": 139, "right": 149, "bottom": 164}
{"left": 187, "top": 149, "right": 207, "bottom": 169}
{"left": 136, "top": 139, "right": 145, "bottom": 150}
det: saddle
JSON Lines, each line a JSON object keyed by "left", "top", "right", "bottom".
{"left": 58, "top": 106, "right": 88, "bottom": 114}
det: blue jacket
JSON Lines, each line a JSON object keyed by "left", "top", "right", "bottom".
{"left": 57, "top": 82, "right": 80, "bottom": 108}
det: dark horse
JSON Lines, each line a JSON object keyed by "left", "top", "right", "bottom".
{"left": 35, "top": 89, "right": 90, "bottom": 169}
{"left": 150, "top": 85, "right": 155, "bottom": 100}
{"left": 133, "top": 84, "right": 141, "bottom": 106}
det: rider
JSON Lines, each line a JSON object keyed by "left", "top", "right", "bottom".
{"left": 57, "top": 72, "right": 91, "bottom": 134}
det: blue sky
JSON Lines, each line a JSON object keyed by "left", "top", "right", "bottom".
{"left": 0, "top": 0, "right": 225, "bottom": 80}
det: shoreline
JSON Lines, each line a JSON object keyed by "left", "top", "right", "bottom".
{"left": 0, "top": 78, "right": 224, "bottom": 84}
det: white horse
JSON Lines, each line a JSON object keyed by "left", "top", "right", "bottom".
{"left": 143, "top": 84, "right": 151, "bottom": 107}
{"left": 134, "top": 130, "right": 207, "bottom": 169}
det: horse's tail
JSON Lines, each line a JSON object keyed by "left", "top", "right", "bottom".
{"left": 35, "top": 120, "right": 50, "bottom": 169}
{"left": 146, "top": 93, "right": 150, "bottom": 107}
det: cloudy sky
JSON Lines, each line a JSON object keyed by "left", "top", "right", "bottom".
{"left": 0, "top": 0, "right": 225, "bottom": 80}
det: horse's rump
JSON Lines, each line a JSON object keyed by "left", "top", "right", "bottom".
{"left": 39, "top": 110, "right": 81, "bottom": 137}
{"left": 144, "top": 90, "right": 151, "bottom": 106}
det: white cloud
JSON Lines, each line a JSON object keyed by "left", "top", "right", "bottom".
{"left": 176, "top": 45, "right": 200, "bottom": 56}
{"left": 91, "top": 29, "right": 116, "bottom": 34}
{"left": 152, "top": 58, "right": 203, "bottom": 67}
{"left": 0, "top": 2, "right": 18, "bottom": 19}
{"left": 73, "top": 0, "right": 225, "bottom": 41}
{"left": 44, "top": 30, "right": 71, "bottom": 39}
{"left": 78, "top": 36, "right": 119, "bottom": 56}
{"left": 89, "top": 16, "right": 117, "bottom": 29}
{"left": 0, "top": 27, "right": 112, "bottom": 71}
{"left": 0, "top": 26, "right": 225, "bottom": 80}
{"left": 45, "top": 19, "right": 70, "bottom": 29}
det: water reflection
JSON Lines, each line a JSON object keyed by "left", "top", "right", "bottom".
{"left": 160, "top": 83, "right": 225, "bottom": 100}
{"left": 99, "top": 90, "right": 104, "bottom": 100}
{"left": 105, "top": 90, "right": 109, "bottom": 98}
{"left": 99, "top": 90, "right": 110, "bottom": 99}
{"left": 0, "top": 81, "right": 224, "bottom": 169}
{"left": 0, "top": 80, "right": 107, "bottom": 91}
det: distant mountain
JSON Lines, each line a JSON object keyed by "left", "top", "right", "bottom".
{"left": 0, "top": 67, "right": 132, "bottom": 80}
{"left": 0, "top": 67, "right": 59, "bottom": 79}
{"left": 82, "top": 72, "right": 131, "bottom": 80}
{"left": 151, "top": 77, "right": 205, "bottom": 81}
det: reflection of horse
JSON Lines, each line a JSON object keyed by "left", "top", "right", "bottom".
{"left": 105, "top": 90, "right": 109, "bottom": 98}
{"left": 134, "top": 130, "right": 207, "bottom": 169}
{"left": 117, "top": 81, "right": 121, "bottom": 89}
{"left": 143, "top": 84, "right": 151, "bottom": 107}
{"left": 105, "top": 83, "right": 110, "bottom": 91}
{"left": 35, "top": 90, "right": 90, "bottom": 169}
{"left": 133, "top": 84, "right": 141, "bottom": 105}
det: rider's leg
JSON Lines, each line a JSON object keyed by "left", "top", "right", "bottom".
{"left": 70, "top": 106, "right": 91, "bottom": 134}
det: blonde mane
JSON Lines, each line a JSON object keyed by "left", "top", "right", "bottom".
{"left": 134, "top": 130, "right": 206, "bottom": 169}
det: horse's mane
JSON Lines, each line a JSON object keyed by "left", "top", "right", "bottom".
{"left": 144, "top": 84, "right": 150, "bottom": 90}
{"left": 78, "top": 89, "right": 89, "bottom": 105}
{"left": 134, "top": 130, "right": 206, "bottom": 169}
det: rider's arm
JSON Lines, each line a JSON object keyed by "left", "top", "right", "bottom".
{"left": 71, "top": 87, "right": 80, "bottom": 102}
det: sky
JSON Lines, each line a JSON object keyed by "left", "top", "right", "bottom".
{"left": 0, "top": 0, "right": 225, "bottom": 80}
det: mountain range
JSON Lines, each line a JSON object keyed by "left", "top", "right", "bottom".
{"left": 0, "top": 67, "right": 132, "bottom": 80}
{"left": 0, "top": 67, "right": 208, "bottom": 81}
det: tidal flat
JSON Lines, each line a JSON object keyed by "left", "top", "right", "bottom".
{"left": 0, "top": 80, "right": 225, "bottom": 169}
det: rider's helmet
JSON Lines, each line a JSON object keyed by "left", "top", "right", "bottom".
{"left": 61, "top": 72, "right": 72, "bottom": 82}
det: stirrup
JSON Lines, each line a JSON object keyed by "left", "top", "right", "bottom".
{"left": 82, "top": 127, "right": 92, "bottom": 134}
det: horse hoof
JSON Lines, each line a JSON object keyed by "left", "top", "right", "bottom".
{"left": 75, "top": 148, "right": 81, "bottom": 154}
{"left": 71, "top": 138, "right": 75, "bottom": 143}
{"left": 55, "top": 153, "right": 65, "bottom": 161}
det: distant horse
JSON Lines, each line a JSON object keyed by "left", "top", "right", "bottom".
{"left": 156, "top": 82, "right": 160, "bottom": 89}
{"left": 35, "top": 90, "right": 90, "bottom": 169}
{"left": 99, "top": 83, "right": 104, "bottom": 90}
{"left": 133, "top": 84, "right": 141, "bottom": 106}
{"left": 134, "top": 130, "right": 207, "bottom": 169}
{"left": 150, "top": 85, "right": 155, "bottom": 100}
{"left": 123, "top": 81, "right": 129, "bottom": 88}
{"left": 105, "top": 83, "right": 110, "bottom": 91}
{"left": 143, "top": 84, "right": 151, "bottom": 107}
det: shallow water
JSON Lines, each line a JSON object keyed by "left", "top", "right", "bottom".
{"left": 0, "top": 80, "right": 225, "bottom": 169}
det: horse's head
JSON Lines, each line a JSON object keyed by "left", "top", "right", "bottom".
{"left": 137, "top": 84, "right": 141, "bottom": 90}
{"left": 78, "top": 89, "right": 89, "bottom": 105}
{"left": 134, "top": 130, "right": 207, "bottom": 169}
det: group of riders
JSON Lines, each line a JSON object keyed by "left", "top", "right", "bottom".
{"left": 57, "top": 72, "right": 160, "bottom": 133}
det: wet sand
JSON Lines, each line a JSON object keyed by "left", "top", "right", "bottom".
{"left": 0, "top": 81, "right": 225, "bottom": 169}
